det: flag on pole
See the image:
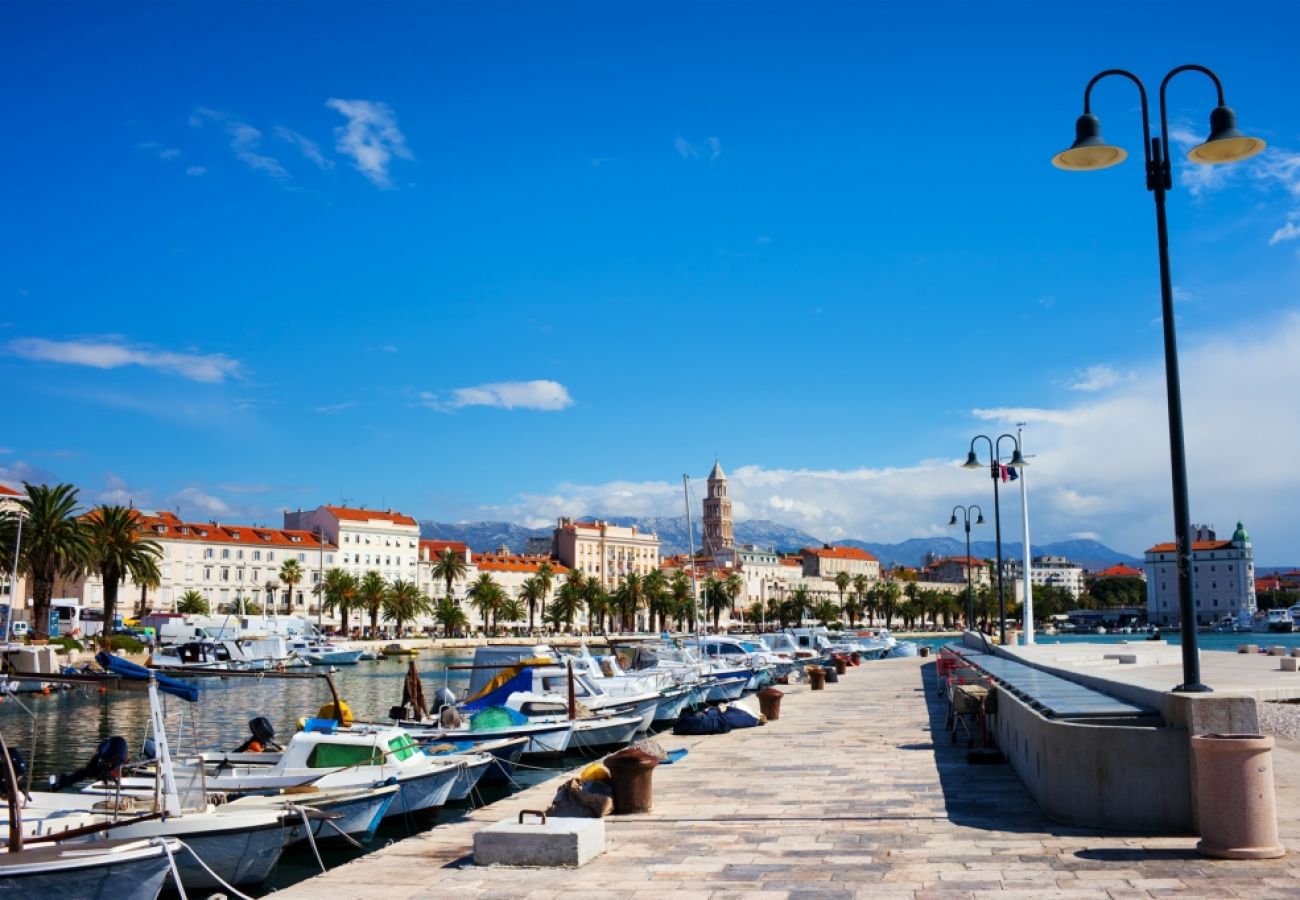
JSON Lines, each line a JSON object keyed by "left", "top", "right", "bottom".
{"left": 1000, "top": 465, "right": 1019, "bottom": 483}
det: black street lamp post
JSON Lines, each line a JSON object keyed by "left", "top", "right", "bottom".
{"left": 963, "top": 434, "right": 1026, "bottom": 645}
{"left": 948, "top": 504, "right": 985, "bottom": 631}
{"left": 1052, "top": 65, "right": 1265, "bottom": 693}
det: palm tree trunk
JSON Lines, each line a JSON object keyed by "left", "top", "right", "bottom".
{"left": 102, "top": 576, "right": 119, "bottom": 649}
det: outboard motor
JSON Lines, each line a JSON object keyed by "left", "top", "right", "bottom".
{"left": 234, "top": 716, "right": 282, "bottom": 752}
{"left": 433, "top": 687, "right": 457, "bottom": 711}
{"left": 389, "top": 704, "right": 411, "bottom": 721}
{"left": 48, "top": 736, "right": 129, "bottom": 792}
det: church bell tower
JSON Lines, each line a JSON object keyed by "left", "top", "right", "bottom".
{"left": 701, "top": 459, "right": 734, "bottom": 557}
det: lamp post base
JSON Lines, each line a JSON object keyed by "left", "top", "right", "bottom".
{"left": 1174, "top": 682, "right": 1214, "bottom": 693}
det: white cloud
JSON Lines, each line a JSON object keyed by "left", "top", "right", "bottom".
{"left": 465, "top": 313, "right": 1300, "bottom": 561}
{"left": 275, "top": 126, "right": 333, "bottom": 170}
{"left": 674, "top": 136, "right": 722, "bottom": 162}
{"left": 1270, "top": 221, "right": 1300, "bottom": 245}
{"left": 191, "top": 108, "right": 288, "bottom": 180}
{"left": 7, "top": 337, "right": 242, "bottom": 383}
{"left": 170, "top": 486, "right": 235, "bottom": 518}
{"left": 185, "top": 166, "right": 207, "bottom": 177}
{"left": 418, "top": 380, "right": 574, "bottom": 413}
{"left": 313, "top": 402, "right": 354, "bottom": 415}
{"left": 1067, "top": 364, "right": 1126, "bottom": 392}
{"left": 326, "top": 99, "right": 412, "bottom": 188}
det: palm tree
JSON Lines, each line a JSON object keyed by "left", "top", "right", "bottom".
{"left": 431, "top": 548, "right": 468, "bottom": 600}
{"left": 703, "top": 575, "right": 731, "bottom": 631}
{"left": 467, "top": 573, "right": 504, "bottom": 634}
{"left": 553, "top": 570, "right": 584, "bottom": 633}
{"left": 278, "top": 558, "right": 304, "bottom": 614}
{"left": 880, "top": 580, "right": 902, "bottom": 628}
{"left": 724, "top": 572, "right": 744, "bottom": 623}
{"left": 383, "top": 579, "right": 432, "bottom": 636}
{"left": 642, "top": 569, "right": 668, "bottom": 632}
{"left": 85, "top": 505, "right": 162, "bottom": 647}
{"left": 812, "top": 599, "right": 840, "bottom": 626}
{"left": 617, "top": 571, "right": 644, "bottom": 631}
{"left": 498, "top": 595, "right": 525, "bottom": 631}
{"left": 834, "top": 570, "right": 852, "bottom": 620}
{"left": 176, "top": 590, "right": 209, "bottom": 614}
{"left": 321, "top": 569, "right": 359, "bottom": 634}
{"left": 787, "top": 586, "right": 812, "bottom": 626}
{"left": 535, "top": 561, "right": 555, "bottom": 622}
{"left": 852, "top": 574, "right": 870, "bottom": 626}
{"left": 843, "top": 593, "right": 863, "bottom": 627}
{"left": 668, "top": 570, "right": 693, "bottom": 632}
{"left": 134, "top": 554, "right": 161, "bottom": 618}
{"left": 359, "top": 570, "right": 387, "bottom": 637}
{"left": 744, "top": 600, "right": 765, "bottom": 623}
{"left": 433, "top": 596, "right": 468, "bottom": 637}
{"left": 519, "top": 576, "right": 545, "bottom": 633}
{"left": 585, "top": 583, "right": 611, "bottom": 634}
{"left": 7, "top": 483, "right": 91, "bottom": 639}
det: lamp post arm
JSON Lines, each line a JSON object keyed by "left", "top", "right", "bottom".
{"left": 1083, "top": 68, "right": 1153, "bottom": 168}
{"left": 1156, "top": 64, "right": 1227, "bottom": 193}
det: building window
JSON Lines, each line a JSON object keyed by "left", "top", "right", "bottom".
{"left": 204, "top": 567, "right": 212, "bottom": 581}
{"left": 222, "top": 549, "right": 231, "bottom": 560}
{"left": 253, "top": 550, "right": 261, "bottom": 561}
{"left": 221, "top": 568, "right": 230, "bottom": 581}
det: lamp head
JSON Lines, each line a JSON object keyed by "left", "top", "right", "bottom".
{"left": 948, "top": 514, "right": 958, "bottom": 527}
{"left": 1188, "top": 105, "right": 1266, "bottom": 165}
{"left": 1008, "top": 449, "right": 1027, "bottom": 468}
{"left": 1052, "top": 113, "right": 1127, "bottom": 171}
{"left": 975, "top": 513, "right": 986, "bottom": 526}
{"left": 961, "top": 451, "right": 982, "bottom": 469}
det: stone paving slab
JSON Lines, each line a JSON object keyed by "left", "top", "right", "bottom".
{"left": 276, "top": 657, "right": 1298, "bottom": 899}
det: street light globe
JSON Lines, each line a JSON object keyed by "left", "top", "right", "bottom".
{"left": 948, "top": 515, "right": 958, "bottom": 527}
{"left": 1188, "top": 106, "right": 1266, "bottom": 165}
{"left": 1052, "top": 114, "right": 1127, "bottom": 171}
{"left": 962, "top": 451, "right": 981, "bottom": 469}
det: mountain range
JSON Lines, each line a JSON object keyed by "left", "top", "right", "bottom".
{"left": 418, "top": 516, "right": 1142, "bottom": 572}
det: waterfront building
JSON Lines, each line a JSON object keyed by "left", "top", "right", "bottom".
{"left": 701, "top": 460, "right": 735, "bottom": 561}
{"left": 471, "top": 552, "right": 573, "bottom": 629}
{"left": 1003, "top": 555, "right": 1086, "bottom": 599}
{"left": 1092, "top": 563, "right": 1146, "bottom": 581}
{"left": 284, "top": 505, "right": 420, "bottom": 588}
{"left": 74, "top": 511, "right": 336, "bottom": 617}
{"left": 416, "top": 539, "right": 472, "bottom": 602}
{"left": 923, "top": 556, "right": 991, "bottom": 588}
{"left": 553, "top": 517, "right": 660, "bottom": 592}
{"left": 1144, "top": 523, "right": 1256, "bottom": 626}
{"left": 800, "top": 545, "right": 880, "bottom": 580}
{"left": 0, "top": 484, "right": 27, "bottom": 619}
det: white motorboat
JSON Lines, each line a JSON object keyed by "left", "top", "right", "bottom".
{"left": 284, "top": 636, "right": 365, "bottom": 666}
{"left": 149, "top": 636, "right": 294, "bottom": 670}
{"left": 0, "top": 837, "right": 181, "bottom": 900}
{"left": 566, "top": 649, "right": 696, "bottom": 724}
{"left": 222, "top": 781, "right": 400, "bottom": 846}
{"left": 1254, "top": 609, "right": 1295, "bottom": 633}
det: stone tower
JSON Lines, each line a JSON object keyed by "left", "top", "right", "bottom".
{"left": 701, "top": 459, "right": 734, "bottom": 556}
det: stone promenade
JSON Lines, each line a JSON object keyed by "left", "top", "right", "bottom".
{"left": 277, "top": 657, "right": 1299, "bottom": 899}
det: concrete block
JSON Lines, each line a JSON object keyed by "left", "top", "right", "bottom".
{"left": 1118, "top": 654, "right": 1138, "bottom": 664}
{"left": 474, "top": 813, "right": 605, "bottom": 867}
{"left": 1281, "top": 658, "right": 1299, "bottom": 672}
{"left": 1238, "top": 644, "right": 1258, "bottom": 654}
{"left": 1269, "top": 646, "right": 1286, "bottom": 656}
{"left": 1292, "top": 648, "right": 1300, "bottom": 659}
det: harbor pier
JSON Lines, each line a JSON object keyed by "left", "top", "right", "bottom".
{"left": 276, "top": 656, "right": 1300, "bottom": 899}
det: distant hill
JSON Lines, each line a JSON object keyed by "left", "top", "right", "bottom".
{"left": 420, "top": 519, "right": 1139, "bottom": 571}
{"left": 839, "top": 537, "right": 1141, "bottom": 572}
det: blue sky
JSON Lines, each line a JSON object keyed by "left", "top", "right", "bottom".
{"left": 3, "top": 2, "right": 1300, "bottom": 562}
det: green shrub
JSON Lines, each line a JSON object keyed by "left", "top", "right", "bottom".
{"left": 51, "top": 636, "right": 83, "bottom": 654}
{"left": 108, "top": 634, "right": 145, "bottom": 654}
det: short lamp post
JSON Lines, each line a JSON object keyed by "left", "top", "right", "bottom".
{"left": 1052, "top": 65, "right": 1264, "bottom": 692}
{"left": 963, "top": 434, "right": 1027, "bottom": 645}
{"left": 948, "top": 505, "right": 984, "bottom": 632}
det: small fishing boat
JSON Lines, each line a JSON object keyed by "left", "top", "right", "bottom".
{"left": 380, "top": 643, "right": 419, "bottom": 658}
{"left": 0, "top": 837, "right": 181, "bottom": 900}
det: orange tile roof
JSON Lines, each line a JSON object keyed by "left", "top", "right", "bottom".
{"left": 1145, "top": 540, "right": 1233, "bottom": 554}
{"left": 926, "top": 555, "right": 987, "bottom": 568}
{"left": 804, "top": 546, "right": 878, "bottom": 561}
{"left": 1094, "top": 563, "right": 1144, "bottom": 578}
{"left": 0, "top": 484, "right": 21, "bottom": 497}
{"left": 420, "top": 539, "right": 468, "bottom": 555}
{"left": 323, "top": 505, "right": 418, "bottom": 527}
{"left": 136, "top": 513, "right": 336, "bottom": 550}
{"left": 474, "top": 553, "right": 569, "bottom": 575}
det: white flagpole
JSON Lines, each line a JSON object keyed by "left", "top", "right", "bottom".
{"left": 1018, "top": 423, "right": 1033, "bottom": 646}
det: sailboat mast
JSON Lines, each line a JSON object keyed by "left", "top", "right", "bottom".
{"left": 683, "top": 474, "right": 702, "bottom": 640}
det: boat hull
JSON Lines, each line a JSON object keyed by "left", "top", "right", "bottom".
{"left": 0, "top": 840, "right": 176, "bottom": 900}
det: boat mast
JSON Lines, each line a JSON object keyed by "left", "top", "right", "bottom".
{"left": 147, "top": 676, "right": 181, "bottom": 816}
{"left": 683, "top": 474, "right": 702, "bottom": 642}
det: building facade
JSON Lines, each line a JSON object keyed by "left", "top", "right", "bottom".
{"left": 923, "top": 555, "right": 991, "bottom": 588}
{"left": 1004, "top": 555, "right": 1086, "bottom": 599}
{"left": 1144, "top": 523, "right": 1256, "bottom": 626}
{"left": 284, "top": 506, "right": 420, "bottom": 588}
{"left": 74, "top": 511, "right": 337, "bottom": 617}
{"left": 0, "top": 485, "right": 27, "bottom": 621}
{"left": 800, "top": 545, "right": 881, "bottom": 580}
{"left": 553, "top": 517, "right": 660, "bottom": 591}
